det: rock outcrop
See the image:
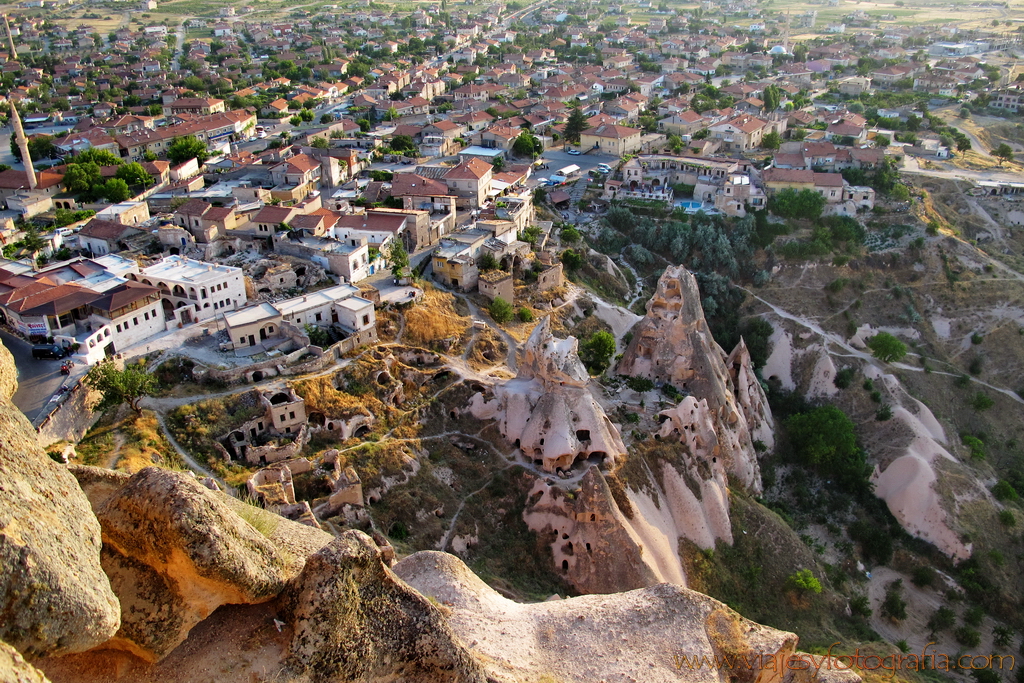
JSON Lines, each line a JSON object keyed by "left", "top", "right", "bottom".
{"left": 0, "top": 640, "right": 52, "bottom": 683}
{"left": 524, "top": 467, "right": 664, "bottom": 594}
{"left": 0, "top": 342, "right": 121, "bottom": 659}
{"left": 284, "top": 530, "right": 488, "bottom": 683}
{"left": 469, "top": 317, "right": 627, "bottom": 472}
{"left": 618, "top": 266, "right": 767, "bottom": 493}
{"left": 94, "top": 467, "right": 308, "bottom": 662}
{"left": 394, "top": 550, "right": 805, "bottom": 683}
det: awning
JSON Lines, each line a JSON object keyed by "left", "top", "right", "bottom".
{"left": 549, "top": 190, "right": 571, "bottom": 204}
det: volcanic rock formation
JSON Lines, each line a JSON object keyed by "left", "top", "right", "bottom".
{"left": 619, "top": 265, "right": 771, "bottom": 493}
{"left": 468, "top": 317, "right": 627, "bottom": 472}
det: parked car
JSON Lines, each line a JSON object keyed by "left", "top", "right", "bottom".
{"left": 32, "top": 344, "right": 66, "bottom": 360}
{"left": 567, "top": 148, "right": 581, "bottom": 155}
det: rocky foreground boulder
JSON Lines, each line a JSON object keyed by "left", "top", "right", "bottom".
{"left": 0, "top": 342, "right": 120, "bottom": 659}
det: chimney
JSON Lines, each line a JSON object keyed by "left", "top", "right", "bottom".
{"left": 10, "top": 102, "right": 35, "bottom": 190}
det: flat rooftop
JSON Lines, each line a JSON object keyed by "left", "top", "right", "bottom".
{"left": 275, "top": 284, "right": 360, "bottom": 318}
{"left": 223, "top": 302, "right": 281, "bottom": 328}
{"left": 140, "top": 256, "right": 242, "bottom": 284}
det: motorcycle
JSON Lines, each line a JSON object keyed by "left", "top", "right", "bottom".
{"left": 59, "top": 362, "right": 71, "bottom": 376}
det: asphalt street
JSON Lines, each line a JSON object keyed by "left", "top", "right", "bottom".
{"left": 0, "top": 329, "right": 70, "bottom": 423}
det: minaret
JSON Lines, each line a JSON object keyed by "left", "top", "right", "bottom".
{"left": 10, "top": 102, "right": 35, "bottom": 190}
{"left": 2, "top": 15, "right": 16, "bottom": 60}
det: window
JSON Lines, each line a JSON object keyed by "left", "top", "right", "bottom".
{"left": 239, "top": 337, "right": 245, "bottom": 344}
{"left": 362, "top": 314, "right": 370, "bottom": 325}
{"left": 144, "top": 312, "right": 149, "bottom": 320}
{"left": 116, "top": 324, "right": 122, "bottom": 332}
{"left": 289, "top": 411, "right": 295, "bottom": 419}
{"left": 133, "top": 317, "right": 139, "bottom": 326}
{"left": 315, "top": 312, "right": 322, "bottom": 322}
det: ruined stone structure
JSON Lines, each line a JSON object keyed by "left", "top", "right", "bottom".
{"left": 618, "top": 266, "right": 770, "bottom": 493}
{"left": 469, "top": 317, "right": 626, "bottom": 472}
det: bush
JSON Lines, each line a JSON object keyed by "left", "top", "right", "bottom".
{"left": 867, "top": 332, "right": 907, "bottom": 362}
{"left": 970, "top": 392, "right": 994, "bottom": 411}
{"left": 955, "top": 626, "right": 981, "bottom": 648}
{"left": 625, "top": 376, "right": 655, "bottom": 393}
{"left": 881, "top": 579, "right": 907, "bottom": 621}
{"left": 488, "top": 297, "right": 513, "bottom": 324}
{"left": 992, "top": 480, "right": 1019, "bottom": 502}
{"left": 963, "top": 605, "right": 985, "bottom": 627}
{"left": 517, "top": 307, "right": 533, "bottom": 323}
{"left": 927, "top": 606, "right": 956, "bottom": 633}
{"left": 969, "top": 355, "right": 983, "bottom": 375}
{"left": 580, "top": 331, "right": 616, "bottom": 375}
{"left": 876, "top": 404, "right": 893, "bottom": 421}
{"left": 962, "top": 434, "right": 986, "bottom": 461}
{"left": 848, "top": 519, "right": 894, "bottom": 565}
{"left": 834, "top": 367, "right": 856, "bottom": 389}
{"left": 911, "top": 565, "right": 936, "bottom": 588}
{"left": 785, "top": 568, "right": 822, "bottom": 594}
{"left": 999, "top": 509, "right": 1016, "bottom": 526}
{"left": 850, "top": 594, "right": 871, "bottom": 617}
{"left": 786, "top": 406, "right": 868, "bottom": 489}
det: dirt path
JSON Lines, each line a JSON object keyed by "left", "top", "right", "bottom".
{"left": 743, "top": 286, "right": 1024, "bottom": 405}
{"left": 102, "top": 432, "right": 126, "bottom": 470}
{"left": 153, "top": 411, "right": 225, "bottom": 488}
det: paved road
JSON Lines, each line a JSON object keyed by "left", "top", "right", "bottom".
{"left": 0, "top": 330, "right": 69, "bottom": 423}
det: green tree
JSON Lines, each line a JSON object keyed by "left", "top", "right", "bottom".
{"left": 867, "top": 332, "right": 907, "bottom": 362}
{"left": 114, "top": 161, "right": 151, "bottom": 187}
{"left": 100, "top": 178, "right": 131, "bottom": 203}
{"left": 994, "top": 143, "right": 1014, "bottom": 166}
{"left": 880, "top": 579, "right": 908, "bottom": 621}
{"left": 560, "top": 248, "right": 583, "bottom": 270}
{"left": 383, "top": 106, "right": 399, "bottom": 121}
{"left": 385, "top": 239, "right": 409, "bottom": 279}
{"left": 390, "top": 134, "right": 416, "bottom": 152}
{"left": 957, "top": 136, "right": 972, "bottom": 157}
{"left": 563, "top": 106, "right": 589, "bottom": 144}
{"left": 311, "top": 137, "right": 329, "bottom": 149}
{"left": 580, "top": 330, "right": 615, "bottom": 375}
{"left": 785, "top": 569, "right": 822, "bottom": 595}
{"left": 63, "top": 162, "right": 101, "bottom": 194}
{"left": 488, "top": 296, "right": 513, "bottom": 324}
{"left": 167, "top": 135, "right": 209, "bottom": 165}
{"left": 875, "top": 134, "right": 890, "bottom": 147}
{"left": 512, "top": 130, "right": 540, "bottom": 157}
{"left": 762, "top": 84, "right": 782, "bottom": 113}
{"left": 75, "top": 147, "right": 122, "bottom": 166}
{"left": 517, "top": 307, "right": 533, "bottom": 323}
{"left": 84, "top": 360, "right": 157, "bottom": 415}
{"left": 762, "top": 131, "right": 781, "bottom": 150}
{"left": 478, "top": 252, "right": 498, "bottom": 271}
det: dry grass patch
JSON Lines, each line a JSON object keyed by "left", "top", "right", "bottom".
{"left": 403, "top": 284, "right": 470, "bottom": 348}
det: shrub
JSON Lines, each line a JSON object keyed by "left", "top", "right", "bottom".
{"left": 867, "top": 332, "right": 907, "bottom": 362}
{"left": 625, "top": 376, "right": 655, "bottom": 393}
{"left": 488, "top": 297, "right": 513, "bottom": 324}
{"left": 876, "top": 404, "right": 893, "bottom": 421}
{"left": 969, "top": 355, "right": 984, "bottom": 375}
{"left": 962, "top": 434, "right": 986, "bottom": 460}
{"left": 825, "top": 278, "right": 848, "bottom": 293}
{"left": 850, "top": 594, "right": 871, "bottom": 617}
{"left": 992, "top": 480, "right": 1019, "bottom": 502}
{"left": 955, "top": 626, "right": 981, "bottom": 648}
{"left": 963, "top": 605, "right": 985, "bottom": 627}
{"left": 999, "top": 509, "right": 1016, "bottom": 526}
{"left": 928, "top": 606, "right": 956, "bottom": 633}
{"left": 912, "top": 565, "right": 936, "bottom": 588}
{"left": 971, "top": 332, "right": 984, "bottom": 345}
{"left": 970, "top": 392, "right": 994, "bottom": 411}
{"left": 517, "top": 307, "right": 533, "bottom": 323}
{"left": 848, "top": 519, "right": 894, "bottom": 565}
{"left": 834, "top": 367, "right": 856, "bottom": 389}
{"left": 580, "top": 331, "right": 616, "bottom": 375}
{"left": 786, "top": 568, "right": 822, "bottom": 594}
{"left": 881, "top": 579, "right": 907, "bottom": 621}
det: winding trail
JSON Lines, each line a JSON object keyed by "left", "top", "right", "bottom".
{"left": 741, "top": 286, "right": 1024, "bottom": 405}
{"left": 154, "top": 411, "right": 226, "bottom": 487}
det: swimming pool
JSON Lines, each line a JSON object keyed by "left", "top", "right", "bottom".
{"left": 676, "top": 200, "right": 705, "bottom": 212}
